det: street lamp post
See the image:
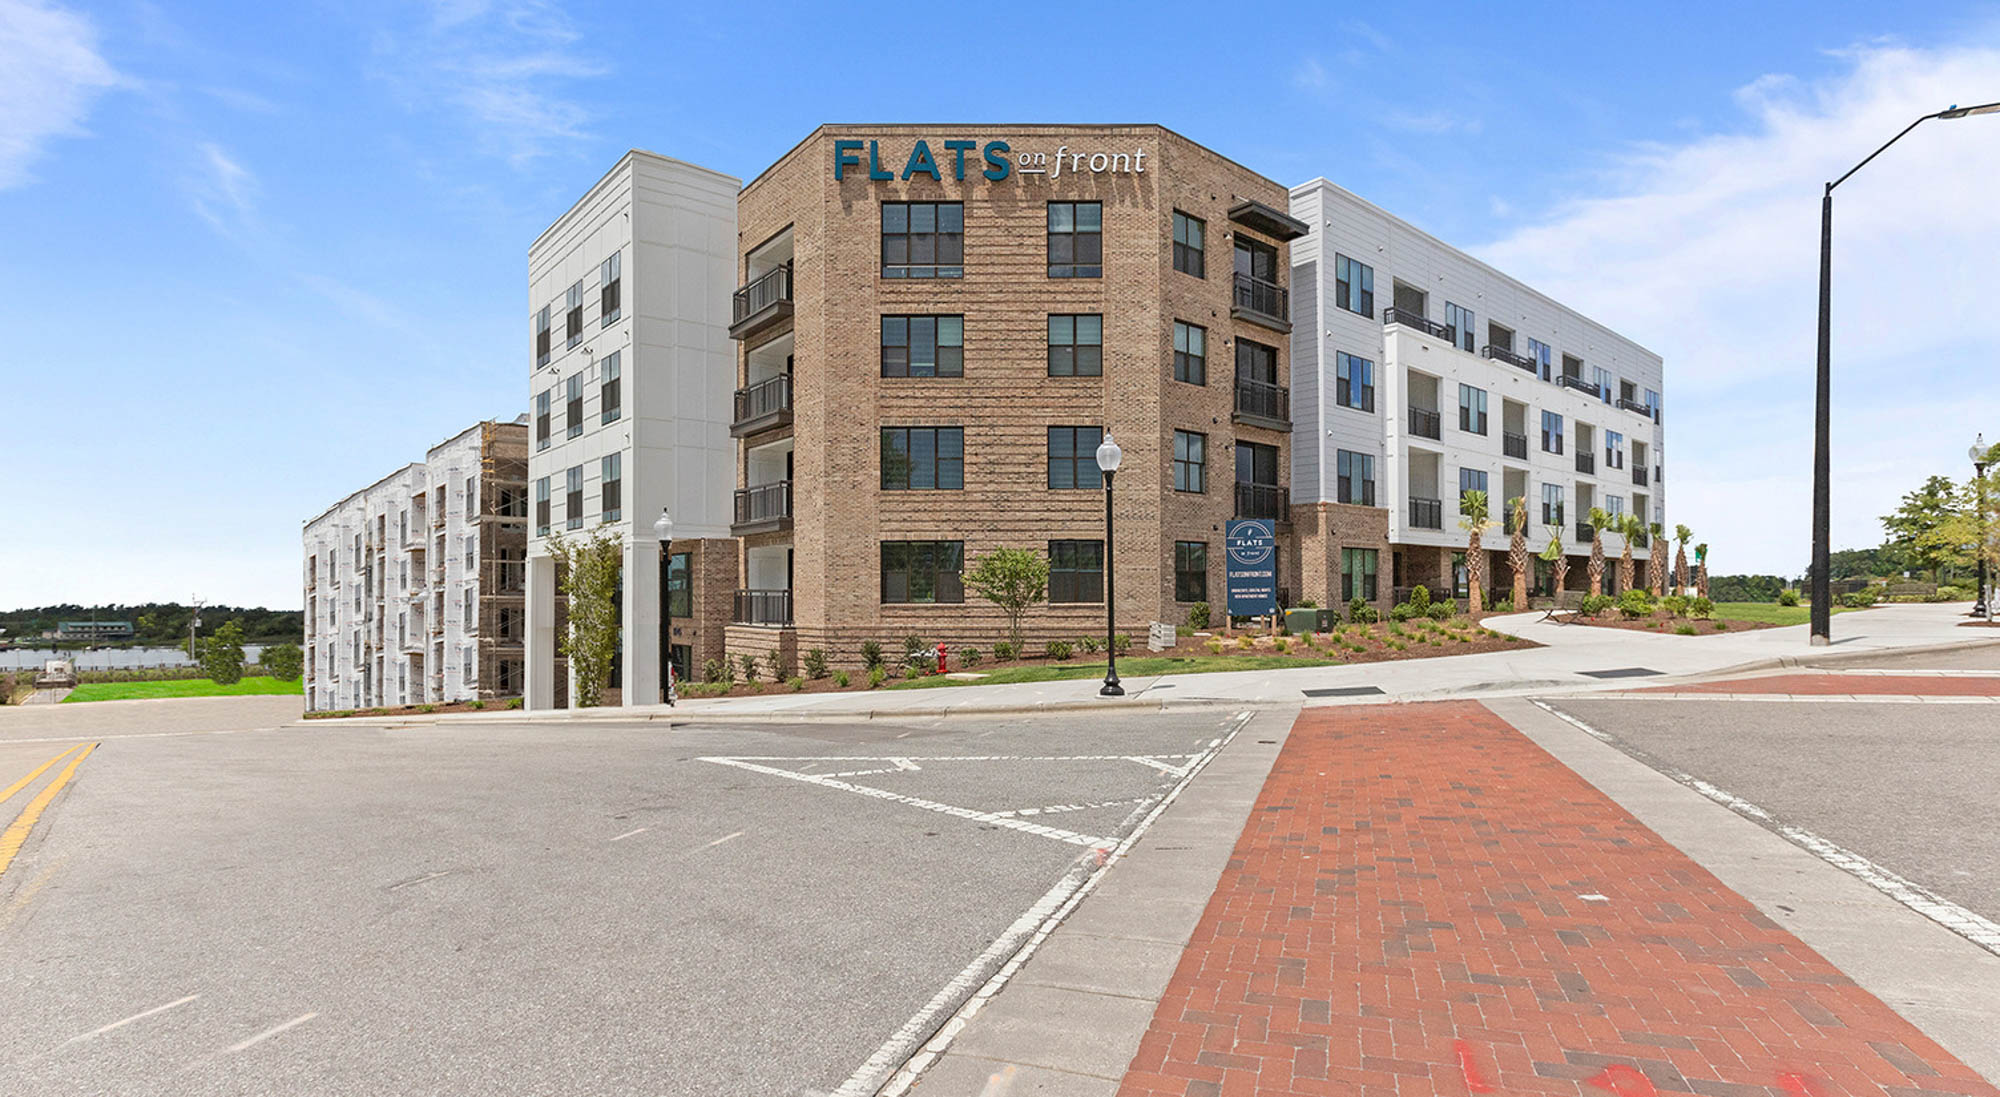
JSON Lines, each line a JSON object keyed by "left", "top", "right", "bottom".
{"left": 1811, "top": 99, "right": 1999, "bottom": 645}
{"left": 653, "top": 508, "right": 675, "bottom": 705}
{"left": 1973, "top": 434, "right": 1991, "bottom": 620}
{"left": 1096, "top": 432, "right": 1124, "bottom": 697}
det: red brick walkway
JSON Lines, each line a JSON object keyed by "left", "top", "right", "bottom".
{"left": 1116, "top": 701, "right": 1998, "bottom": 1097}
{"left": 1644, "top": 674, "right": 2000, "bottom": 696}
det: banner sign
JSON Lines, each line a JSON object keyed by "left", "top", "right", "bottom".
{"left": 1225, "top": 519, "right": 1278, "bottom": 617}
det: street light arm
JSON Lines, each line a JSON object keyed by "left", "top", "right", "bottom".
{"left": 1830, "top": 100, "right": 2000, "bottom": 192}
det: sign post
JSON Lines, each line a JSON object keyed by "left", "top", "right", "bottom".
{"left": 1225, "top": 519, "right": 1279, "bottom": 624}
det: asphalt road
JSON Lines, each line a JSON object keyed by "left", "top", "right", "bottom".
{"left": 0, "top": 705, "right": 1245, "bottom": 1096}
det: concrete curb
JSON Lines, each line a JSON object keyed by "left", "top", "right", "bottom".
{"left": 334, "top": 693, "right": 1283, "bottom": 729}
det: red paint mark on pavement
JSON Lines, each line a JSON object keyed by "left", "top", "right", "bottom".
{"left": 1453, "top": 1039, "right": 1495, "bottom": 1093}
{"left": 1778, "top": 1071, "right": 1824, "bottom": 1097}
{"left": 1589, "top": 1064, "right": 1660, "bottom": 1097}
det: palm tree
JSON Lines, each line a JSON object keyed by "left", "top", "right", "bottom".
{"left": 1618, "top": 514, "right": 1640, "bottom": 595}
{"left": 1459, "top": 489, "right": 1494, "bottom": 616}
{"left": 1587, "top": 507, "right": 1611, "bottom": 597}
{"left": 1673, "top": 524, "right": 1693, "bottom": 595}
{"left": 1540, "top": 529, "right": 1569, "bottom": 602}
{"left": 1508, "top": 496, "right": 1530, "bottom": 610}
{"left": 1695, "top": 542, "right": 1710, "bottom": 598}
{"left": 1648, "top": 522, "right": 1667, "bottom": 596}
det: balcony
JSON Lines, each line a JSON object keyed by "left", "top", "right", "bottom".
{"left": 1632, "top": 467, "right": 1649, "bottom": 487}
{"left": 1557, "top": 374, "right": 1601, "bottom": 398}
{"left": 734, "top": 589, "right": 794, "bottom": 626}
{"left": 1232, "top": 378, "right": 1290, "bottom": 430}
{"left": 1383, "top": 307, "right": 1452, "bottom": 341}
{"left": 732, "top": 480, "right": 793, "bottom": 536}
{"left": 1234, "top": 482, "right": 1289, "bottom": 521}
{"left": 729, "top": 263, "right": 794, "bottom": 342}
{"left": 1409, "top": 496, "right": 1443, "bottom": 530}
{"left": 1226, "top": 198, "right": 1310, "bottom": 242}
{"left": 494, "top": 561, "right": 525, "bottom": 594}
{"left": 1577, "top": 522, "right": 1595, "bottom": 545}
{"left": 732, "top": 373, "right": 794, "bottom": 438}
{"left": 1576, "top": 452, "right": 1595, "bottom": 474}
{"left": 1408, "top": 406, "right": 1441, "bottom": 440}
{"left": 1482, "top": 344, "right": 1538, "bottom": 373}
{"left": 1503, "top": 432, "right": 1528, "bottom": 460}
{"left": 1616, "top": 396, "right": 1651, "bottom": 415}
{"left": 1230, "top": 272, "right": 1291, "bottom": 332}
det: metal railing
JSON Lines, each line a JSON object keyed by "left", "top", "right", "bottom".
{"left": 1234, "top": 482, "right": 1289, "bottom": 521}
{"left": 1632, "top": 467, "right": 1649, "bottom": 487}
{"left": 1576, "top": 452, "right": 1595, "bottom": 474}
{"left": 732, "top": 263, "right": 793, "bottom": 326}
{"left": 1234, "top": 378, "right": 1290, "bottom": 423}
{"left": 1482, "top": 344, "right": 1538, "bottom": 372}
{"left": 1382, "top": 307, "right": 1452, "bottom": 340}
{"left": 1231, "top": 272, "right": 1289, "bottom": 324}
{"left": 733, "top": 373, "right": 793, "bottom": 427}
{"left": 1408, "top": 406, "right": 1441, "bottom": 440}
{"left": 1503, "top": 432, "right": 1528, "bottom": 459}
{"left": 734, "top": 589, "right": 794, "bottom": 626}
{"left": 1409, "top": 496, "right": 1443, "bottom": 530}
{"left": 1616, "top": 396, "right": 1650, "bottom": 414}
{"left": 734, "top": 480, "right": 792, "bottom": 525}
{"left": 1577, "top": 522, "right": 1595, "bottom": 545}
{"left": 1557, "top": 374, "right": 1600, "bottom": 397}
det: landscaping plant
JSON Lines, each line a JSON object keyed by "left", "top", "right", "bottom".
{"left": 1586, "top": 507, "right": 1610, "bottom": 597}
{"left": 1458, "top": 491, "right": 1493, "bottom": 616}
{"left": 1507, "top": 498, "right": 1530, "bottom": 610}
{"left": 546, "top": 527, "right": 622, "bottom": 707}
{"left": 962, "top": 547, "right": 1050, "bottom": 654}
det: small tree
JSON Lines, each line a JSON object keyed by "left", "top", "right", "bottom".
{"left": 962, "top": 547, "right": 1049, "bottom": 653}
{"left": 262, "top": 641, "right": 303, "bottom": 682}
{"left": 200, "top": 620, "right": 246, "bottom": 686}
{"left": 1695, "top": 542, "right": 1711, "bottom": 599}
{"left": 1673, "top": 524, "right": 1692, "bottom": 595}
{"left": 548, "top": 527, "right": 623, "bottom": 708}
{"left": 1647, "top": 522, "right": 1666, "bottom": 596}
{"left": 1459, "top": 490, "right": 1494, "bottom": 617}
{"left": 1507, "top": 497, "right": 1529, "bottom": 611}
{"left": 1617, "top": 514, "right": 1641, "bottom": 595}
{"left": 1587, "top": 507, "right": 1611, "bottom": 597}
{"left": 1540, "top": 530, "right": 1568, "bottom": 599}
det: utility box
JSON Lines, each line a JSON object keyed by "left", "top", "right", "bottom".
{"left": 1283, "top": 608, "right": 1324, "bottom": 635}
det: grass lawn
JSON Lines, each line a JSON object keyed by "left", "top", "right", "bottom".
{"left": 887, "top": 653, "right": 1334, "bottom": 689}
{"left": 1709, "top": 602, "right": 1856, "bottom": 626}
{"left": 62, "top": 676, "right": 303, "bottom": 703}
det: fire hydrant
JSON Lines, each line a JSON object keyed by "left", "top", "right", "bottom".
{"left": 935, "top": 641, "right": 949, "bottom": 676}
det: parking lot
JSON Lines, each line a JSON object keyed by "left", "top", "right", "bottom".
{"left": 0, "top": 706, "right": 1248, "bottom": 1097}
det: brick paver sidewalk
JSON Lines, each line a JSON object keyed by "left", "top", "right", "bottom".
{"left": 1116, "top": 701, "right": 1998, "bottom": 1097}
{"left": 1643, "top": 674, "right": 2000, "bottom": 696}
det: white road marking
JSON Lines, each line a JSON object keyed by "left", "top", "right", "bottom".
{"left": 843, "top": 713, "right": 1258, "bottom": 1097}
{"left": 64, "top": 995, "right": 200, "bottom": 1045}
{"left": 1124, "top": 756, "right": 1194, "bottom": 777}
{"left": 701, "top": 759, "right": 1112, "bottom": 847}
{"left": 706, "top": 753, "right": 1199, "bottom": 763}
{"left": 1533, "top": 699, "right": 2000, "bottom": 955}
{"left": 384, "top": 870, "right": 453, "bottom": 891}
{"left": 225, "top": 1012, "right": 317, "bottom": 1053}
{"left": 702, "top": 830, "right": 745, "bottom": 849}
{"left": 994, "top": 796, "right": 1153, "bottom": 819}
{"left": 609, "top": 827, "right": 649, "bottom": 842}
{"left": 818, "top": 759, "right": 925, "bottom": 779}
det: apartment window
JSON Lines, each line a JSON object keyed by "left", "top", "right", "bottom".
{"left": 1542, "top": 482, "right": 1565, "bottom": 527}
{"left": 1645, "top": 388, "right": 1661, "bottom": 421}
{"left": 1541, "top": 410, "right": 1565, "bottom": 455}
{"left": 1047, "top": 426, "right": 1105, "bottom": 490}
{"left": 1173, "top": 430, "right": 1206, "bottom": 493}
{"left": 1173, "top": 321, "right": 1206, "bottom": 385}
{"left": 565, "top": 282, "right": 584, "bottom": 347}
{"left": 881, "top": 316, "right": 964, "bottom": 377}
{"left": 1605, "top": 429, "right": 1625, "bottom": 469}
{"left": 498, "top": 486, "right": 526, "bottom": 518}
{"left": 464, "top": 533, "right": 476, "bottom": 570}
{"left": 1047, "top": 201, "right": 1103, "bottom": 278}
{"left": 1607, "top": 495, "right": 1625, "bottom": 519}
{"left": 534, "top": 306, "right": 551, "bottom": 368}
{"left": 601, "top": 453, "right": 622, "bottom": 521}
{"left": 1528, "top": 337, "right": 1552, "bottom": 381}
{"left": 1048, "top": 540, "right": 1105, "bottom": 603}
{"left": 1593, "top": 366, "right": 1615, "bottom": 404}
{"left": 1443, "top": 302, "right": 1475, "bottom": 353}
{"left": 600, "top": 351, "right": 621, "bottom": 424}
{"left": 1341, "top": 547, "right": 1379, "bottom": 602}
{"left": 1335, "top": 352, "right": 1375, "bottom": 412}
{"left": 666, "top": 552, "right": 691, "bottom": 617}
{"left": 599, "top": 251, "right": 621, "bottom": 327}
{"left": 1336, "top": 449, "right": 1376, "bottom": 506}
{"left": 464, "top": 589, "right": 476, "bottom": 632}
{"left": 498, "top": 606, "right": 523, "bottom": 642}
{"left": 535, "top": 477, "right": 550, "bottom": 536}
{"left": 565, "top": 374, "right": 583, "bottom": 439}
{"left": 1238, "top": 441, "right": 1280, "bottom": 492}
{"left": 880, "top": 427, "right": 965, "bottom": 490}
{"left": 1452, "top": 552, "right": 1469, "bottom": 598}
{"left": 1047, "top": 314, "right": 1103, "bottom": 377}
{"left": 1459, "top": 468, "right": 1488, "bottom": 509}
{"left": 464, "top": 475, "right": 475, "bottom": 516}
{"left": 564, "top": 466, "right": 583, "bottom": 530}
{"left": 1172, "top": 211, "right": 1205, "bottom": 277}
{"left": 1335, "top": 254, "right": 1375, "bottom": 317}
{"left": 880, "top": 541, "right": 965, "bottom": 604}
{"left": 1458, "top": 384, "right": 1488, "bottom": 434}
{"left": 881, "top": 201, "right": 964, "bottom": 278}
{"left": 1236, "top": 339, "right": 1279, "bottom": 387}
{"left": 535, "top": 391, "right": 550, "bottom": 451}
{"left": 1174, "top": 541, "right": 1208, "bottom": 603}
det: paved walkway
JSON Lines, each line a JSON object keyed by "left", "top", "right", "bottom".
{"left": 1114, "top": 702, "right": 1999, "bottom": 1097}
{"left": 1640, "top": 673, "right": 2000, "bottom": 696}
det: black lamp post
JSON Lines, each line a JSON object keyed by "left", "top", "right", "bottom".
{"left": 1973, "top": 434, "right": 1991, "bottom": 620}
{"left": 653, "top": 508, "right": 675, "bottom": 705}
{"left": 1096, "top": 431, "right": 1124, "bottom": 697}
{"left": 1812, "top": 99, "right": 1999, "bottom": 645}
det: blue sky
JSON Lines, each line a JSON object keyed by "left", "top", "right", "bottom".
{"left": 4, "top": 0, "right": 1999, "bottom": 609}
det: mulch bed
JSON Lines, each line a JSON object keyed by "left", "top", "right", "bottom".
{"left": 1557, "top": 613, "right": 1778, "bottom": 634}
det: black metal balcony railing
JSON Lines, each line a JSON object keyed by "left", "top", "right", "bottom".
{"left": 1557, "top": 374, "right": 1601, "bottom": 398}
{"left": 1234, "top": 482, "right": 1289, "bottom": 521}
{"left": 1481, "top": 344, "right": 1539, "bottom": 373}
{"left": 1409, "top": 496, "right": 1443, "bottom": 530}
{"left": 734, "top": 589, "right": 794, "bottom": 626}
{"left": 1503, "top": 432, "right": 1528, "bottom": 460}
{"left": 733, "top": 373, "right": 793, "bottom": 429}
{"left": 1577, "top": 522, "right": 1595, "bottom": 545}
{"left": 1234, "top": 378, "right": 1290, "bottom": 424}
{"left": 1408, "top": 406, "right": 1441, "bottom": 440}
{"left": 1231, "top": 272, "right": 1289, "bottom": 325}
{"left": 733, "top": 480, "right": 793, "bottom": 526}
{"left": 1576, "top": 452, "right": 1595, "bottom": 474}
{"left": 1617, "top": 396, "right": 1650, "bottom": 415}
{"left": 1382, "top": 307, "right": 1452, "bottom": 340}
{"left": 731, "top": 263, "right": 793, "bottom": 327}
{"left": 1633, "top": 467, "right": 1649, "bottom": 487}
{"left": 1631, "top": 530, "right": 1650, "bottom": 548}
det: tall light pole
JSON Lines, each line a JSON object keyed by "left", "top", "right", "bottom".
{"left": 1812, "top": 99, "right": 1999, "bottom": 645}
{"left": 1973, "top": 433, "right": 1991, "bottom": 620}
{"left": 653, "top": 508, "right": 676, "bottom": 705}
{"left": 1096, "top": 432, "right": 1124, "bottom": 697}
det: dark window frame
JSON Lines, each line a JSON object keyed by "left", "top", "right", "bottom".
{"left": 880, "top": 541, "right": 966, "bottom": 604}
{"left": 1048, "top": 539, "right": 1106, "bottom": 603}
{"left": 1335, "top": 351, "right": 1375, "bottom": 412}
{"left": 1173, "top": 430, "right": 1206, "bottom": 494}
{"left": 600, "top": 351, "right": 621, "bottom": 424}
{"left": 880, "top": 315, "right": 965, "bottom": 378}
{"left": 1336, "top": 449, "right": 1376, "bottom": 507}
{"left": 1341, "top": 547, "right": 1379, "bottom": 602}
{"left": 1457, "top": 383, "right": 1489, "bottom": 435}
{"left": 1047, "top": 425, "right": 1105, "bottom": 490}
{"left": 1174, "top": 540, "right": 1208, "bottom": 603}
{"left": 1046, "top": 314, "right": 1103, "bottom": 377}
{"left": 1334, "top": 253, "right": 1375, "bottom": 317}
{"left": 1171, "top": 211, "right": 1205, "bottom": 278}
{"left": 1047, "top": 201, "right": 1103, "bottom": 279}
{"left": 879, "top": 426, "right": 966, "bottom": 491}
{"left": 881, "top": 202, "right": 965, "bottom": 279}
{"left": 601, "top": 453, "right": 622, "bottom": 522}
{"left": 599, "top": 251, "right": 621, "bottom": 327}
{"left": 1172, "top": 320, "right": 1206, "bottom": 385}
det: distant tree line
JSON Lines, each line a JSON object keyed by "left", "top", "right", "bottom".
{"left": 0, "top": 603, "right": 302, "bottom": 647}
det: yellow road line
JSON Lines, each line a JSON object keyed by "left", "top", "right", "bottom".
{"left": 0, "top": 742, "right": 97, "bottom": 879}
{"left": 0, "top": 744, "right": 86, "bottom": 807}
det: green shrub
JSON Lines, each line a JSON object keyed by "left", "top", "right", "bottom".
{"left": 868, "top": 665, "right": 887, "bottom": 688}
{"left": 788, "top": 676, "right": 806, "bottom": 692}
{"left": 719, "top": 658, "right": 736, "bottom": 686}
{"left": 1426, "top": 602, "right": 1453, "bottom": 621}
{"left": 861, "top": 640, "right": 884, "bottom": 668}
{"left": 1187, "top": 601, "right": 1211, "bottom": 629}
{"left": 703, "top": 658, "right": 725, "bottom": 684}
{"left": 993, "top": 640, "right": 1016, "bottom": 661}
{"left": 1689, "top": 596, "right": 1714, "bottom": 619}
{"left": 803, "top": 648, "right": 830, "bottom": 679}
{"left": 1111, "top": 632, "right": 1131, "bottom": 653}
{"left": 739, "top": 652, "right": 761, "bottom": 682}
{"left": 1660, "top": 594, "right": 1689, "bottom": 617}
{"left": 765, "top": 651, "right": 784, "bottom": 681}
{"left": 1274, "top": 637, "right": 1290, "bottom": 653}
{"left": 1389, "top": 602, "right": 1417, "bottom": 622}
{"left": 834, "top": 670, "right": 851, "bottom": 688}
{"left": 1237, "top": 634, "right": 1254, "bottom": 649}
{"left": 507, "top": 698, "right": 523, "bottom": 709}
{"left": 903, "top": 664, "right": 922, "bottom": 680}
{"left": 1408, "top": 585, "right": 1432, "bottom": 613}
{"left": 1616, "top": 589, "right": 1655, "bottom": 619}
{"left": 1079, "top": 635, "right": 1101, "bottom": 653}
{"left": 1579, "top": 593, "right": 1615, "bottom": 616}
{"left": 1777, "top": 589, "right": 1800, "bottom": 607}
{"left": 959, "top": 646, "right": 981, "bottom": 667}
{"left": 418, "top": 703, "right": 435, "bottom": 713}
{"left": 261, "top": 641, "right": 303, "bottom": 682}
{"left": 1713, "top": 620, "right": 1730, "bottom": 631}
{"left": 1490, "top": 599, "right": 1514, "bottom": 614}
{"left": 468, "top": 700, "right": 484, "bottom": 710}
{"left": 1838, "top": 589, "right": 1877, "bottom": 608}
{"left": 903, "top": 634, "right": 927, "bottom": 658}
{"left": 1206, "top": 638, "right": 1224, "bottom": 654}
{"left": 1046, "top": 639, "right": 1074, "bottom": 660}
{"left": 1675, "top": 624, "right": 1697, "bottom": 636}
{"left": 1348, "top": 597, "right": 1379, "bottom": 624}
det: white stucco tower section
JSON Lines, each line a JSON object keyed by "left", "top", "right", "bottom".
{"left": 525, "top": 150, "right": 740, "bottom": 711}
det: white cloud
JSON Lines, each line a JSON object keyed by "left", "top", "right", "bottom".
{"left": 186, "top": 140, "right": 257, "bottom": 235}
{"left": 1474, "top": 41, "right": 2000, "bottom": 575}
{"left": 0, "top": 0, "right": 120, "bottom": 189}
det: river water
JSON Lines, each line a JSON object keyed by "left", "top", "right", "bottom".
{"left": 0, "top": 645, "right": 271, "bottom": 671}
